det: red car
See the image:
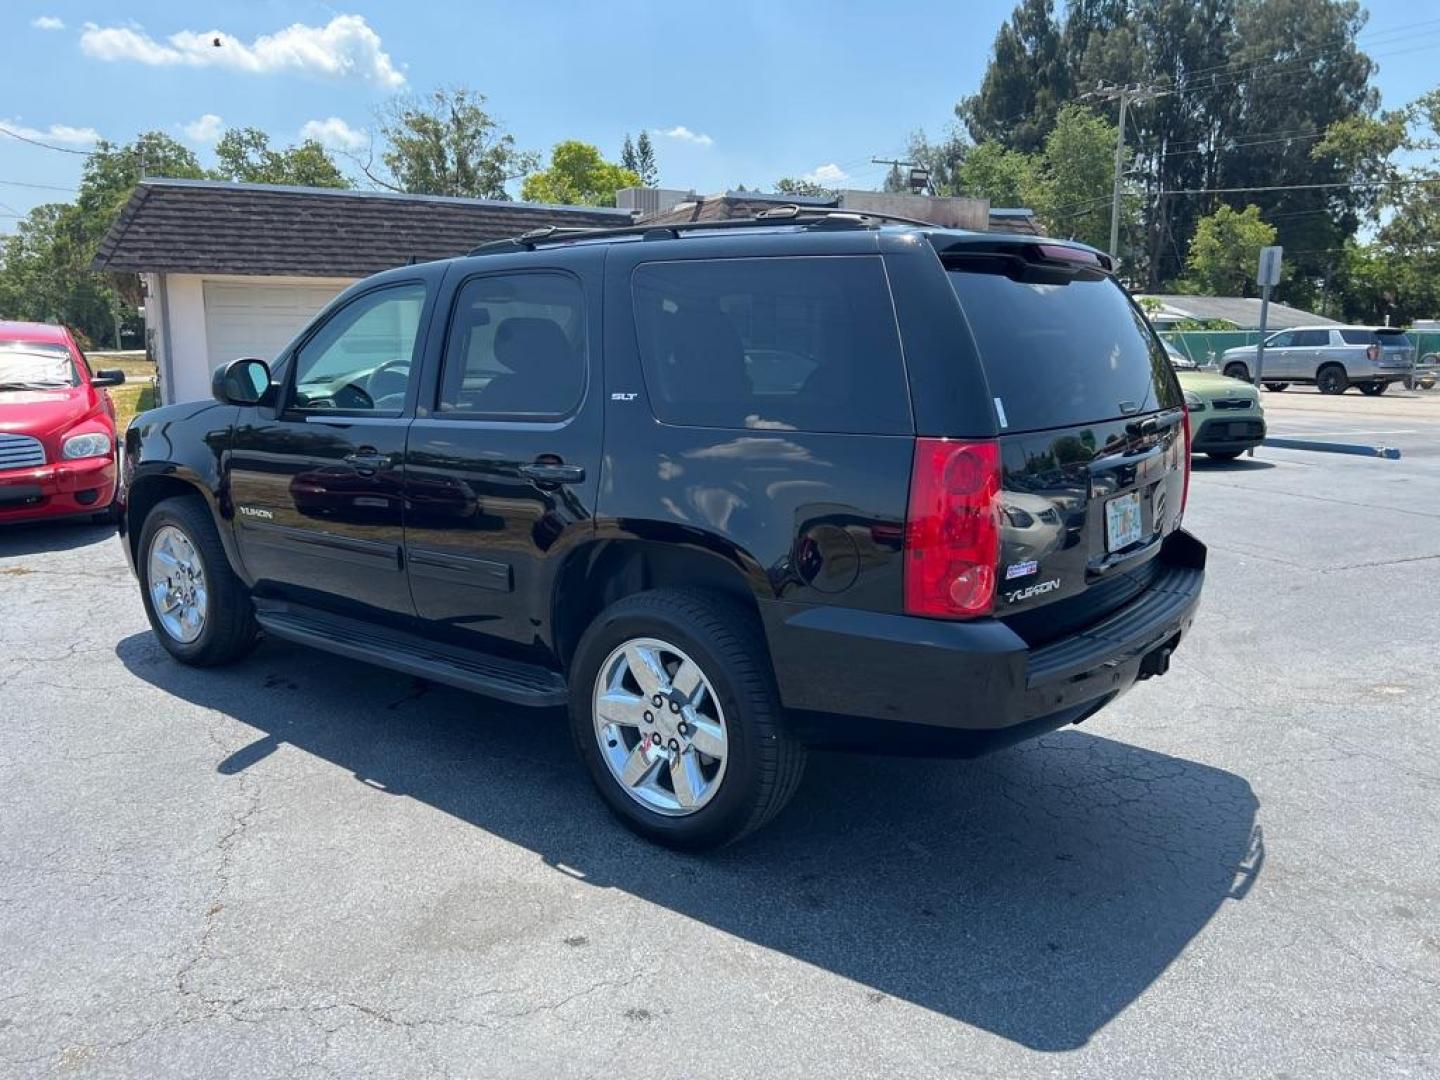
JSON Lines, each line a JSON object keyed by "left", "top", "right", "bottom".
{"left": 0, "top": 321, "right": 126, "bottom": 525}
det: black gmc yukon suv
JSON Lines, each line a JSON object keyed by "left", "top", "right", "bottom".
{"left": 120, "top": 210, "right": 1204, "bottom": 848}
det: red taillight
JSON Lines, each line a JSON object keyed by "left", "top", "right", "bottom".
{"left": 1180, "top": 407, "right": 1192, "bottom": 518}
{"left": 904, "top": 439, "right": 1002, "bottom": 619}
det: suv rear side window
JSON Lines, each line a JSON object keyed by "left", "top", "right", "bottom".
{"left": 1292, "top": 330, "right": 1330, "bottom": 347}
{"left": 438, "top": 272, "right": 585, "bottom": 418}
{"left": 1340, "top": 329, "right": 1412, "bottom": 347}
{"left": 631, "top": 256, "right": 912, "bottom": 434}
{"left": 946, "top": 258, "right": 1180, "bottom": 431}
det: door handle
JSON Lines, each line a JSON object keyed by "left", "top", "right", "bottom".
{"left": 519, "top": 462, "right": 585, "bottom": 485}
{"left": 343, "top": 451, "right": 393, "bottom": 473}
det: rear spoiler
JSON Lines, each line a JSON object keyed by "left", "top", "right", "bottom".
{"left": 929, "top": 235, "right": 1115, "bottom": 274}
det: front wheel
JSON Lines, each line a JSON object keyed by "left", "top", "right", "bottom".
{"left": 1358, "top": 381, "right": 1388, "bottom": 396}
{"left": 1317, "top": 365, "right": 1349, "bottom": 395}
{"left": 137, "top": 496, "right": 259, "bottom": 666}
{"left": 569, "top": 589, "right": 806, "bottom": 849}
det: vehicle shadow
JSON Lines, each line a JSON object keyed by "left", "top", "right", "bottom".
{"left": 1192, "top": 456, "right": 1276, "bottom": 471}
{"left": 0, "top": 520, "right": 115, "bottom": 557}
{"left": 116, "top": 631, "right": 1261, "bottom": 1052}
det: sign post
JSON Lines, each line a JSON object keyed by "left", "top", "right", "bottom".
{"left": 1250, "top": 246, "right": 1283, "bottom": 457}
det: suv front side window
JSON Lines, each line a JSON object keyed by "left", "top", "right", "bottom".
{"left": 290, "top": 283, "right": 427, "bottom": 414}
{"left": 1265, "top": 331, "right": 1295, "bottom": 348}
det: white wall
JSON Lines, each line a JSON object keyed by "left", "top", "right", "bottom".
{"left": 152, "top": 273, "right": 355, "bottom": 404}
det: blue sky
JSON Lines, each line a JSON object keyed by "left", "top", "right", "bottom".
{"left": 1, "top": 1, "right": 1437, "bottom": 233}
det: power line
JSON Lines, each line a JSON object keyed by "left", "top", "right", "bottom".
{"left": 0, "top": 124, "right": 95, "bottom": 156}
{"left": 0, "top": 178, "right": 79, "bottom": 193}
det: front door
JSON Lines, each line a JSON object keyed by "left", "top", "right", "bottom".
{"left": 403, "top": 261, "right": 603, "bottom": 664}
{"left": 228, "top": 280, "right": 432, "bottom": 622}
{"left": 1259, "top": 330, "right": 1295, "bottom": 380}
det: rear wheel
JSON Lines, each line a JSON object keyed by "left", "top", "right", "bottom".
{"left": 137, "top": 496, "right": 259, "bottom": 666}
{"left": 1263, "top": 382, "right": 1289, "bottom": 392}
{"left": 568, "top": 588, "right": 805, "bottom": 849}
{"left": 1317, "top": 364, "right": 1349, "bottom": 395}
{"left": 1207, "top": 450, "right": 1244, "bottom": 461}
{"left": 1223, "top": 362, "right": 1250, "bottom": 382}
{"left": 1358, "top": 381, "right": 1388, "bottom": 396}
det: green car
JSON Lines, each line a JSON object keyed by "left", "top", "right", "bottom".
{"left": 1165, "top": 343, "right": 1266, "bottom": 461}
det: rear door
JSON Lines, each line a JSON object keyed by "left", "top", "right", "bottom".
{"left": 939, "top": 244, "right": 1186, "bottom": 638}
{"left": 1290, "top": 329, "right": 1332, "bottom": 379}
{"left": 401, "top": 251, "right": 603, "bottom": 665}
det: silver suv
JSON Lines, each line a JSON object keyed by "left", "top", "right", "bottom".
{"left": 1218, "top": 326, "right": 1415, "bottom": 395}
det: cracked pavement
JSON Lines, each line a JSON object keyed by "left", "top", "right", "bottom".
{"left": 1, "top": 443, "right": 1438, "bottom": 1078}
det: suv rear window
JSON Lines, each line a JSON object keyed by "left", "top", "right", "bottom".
{"left": 631, "top": 256, "right": 912, "bottom": 434}
{"left": 1340, "top": 329, "right": 1412, "bottom": 347}
{"left": 946, "top": 258, "right": 1180, "bottom": 431}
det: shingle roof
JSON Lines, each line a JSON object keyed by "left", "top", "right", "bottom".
{"left": 1137, "top": 294, "right": 1341, "bottom": 330}
{"left": 92, "top": 179, "right": 632, "bottom": 277}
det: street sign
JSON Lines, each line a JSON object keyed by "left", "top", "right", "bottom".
{"left": 1257, "top": 245, "right": 1283, "bottom": 287}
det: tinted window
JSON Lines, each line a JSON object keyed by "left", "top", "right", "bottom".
{"left": 291, "top": 284, "right": 426, "bottom": 413}
{"left": 1292, "top": 330, "right": 1330, "bottom": 347}
{"left": 1341, "top": 329, "right": 1412, "bottom": 347}
{"left": 631, "top": 256, "right": 912, "bottom": 434}
{"left": 946, "top": 261, "right": 1180, "bottom": 431}
{"left": 439, "top": 272, "right": 585, "bottom": 417}
{"left": 1266, "top": 331, "right": 1295, "bottom": 348}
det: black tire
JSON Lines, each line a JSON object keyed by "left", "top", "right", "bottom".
{"left": 1317, "top": 364, "right": 1349, "bottom": 395}
{"left": 1263, "top": 382, "right": 1289, "bottom": 392}
{"left": 1223, "top": 362, "right": 1250, "bottom": 382}
{"left": 568, "top": 588, "right": 806, "bottom": 849}
{"left": 137, "top": 495, "right": 259, "bottom": 666}
{"left": 1207, "top": 450, "right": 1244, "bottom": 461}
{"left": 1358, "top": 381, "right": 1387, "bottom": 396}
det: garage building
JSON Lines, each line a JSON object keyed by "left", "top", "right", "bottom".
{"left": 92, "top": 179, "right": 629, "bottom": 404}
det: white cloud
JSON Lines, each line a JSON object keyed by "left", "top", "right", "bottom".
{"left": 182, "top": 113, "right": 224, "bottom": 143}
{"left": 0, "top": 118, "right": 100, "bottom": 145}
{"left": 300, "top": 116, "right": 368, "bottom": 152}
{"left": 31, "top": 15, "right": 65, "bottom": 31}
{"left": 658, "top": 125, "right": 714, "bottom": 147}
{"left": 803, "top": 163, "right": 850, "bottom": 185}
{"left": 79, "top": 14, "right": 406, "bottom": 89}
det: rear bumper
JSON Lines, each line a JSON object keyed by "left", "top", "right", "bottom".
{"left": 763, "top": 531, "right": 1206, "bottom": 755}
{"left": 0, "top": 456, "right": 117, "bottom": 524}
{"left": 1191, "top": 416, "right": 1265, "bottom": 453}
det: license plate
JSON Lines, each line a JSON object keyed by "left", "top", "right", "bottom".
{"left": 1105, "top": 491, "right": 1143, "bottom": 552}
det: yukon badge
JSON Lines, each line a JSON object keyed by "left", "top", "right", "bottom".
{"left": 1004, "top": 577, "right": 1060, "bottom": 604}
{"left": 237, "top": 505, "right": 273, "bottom": 520}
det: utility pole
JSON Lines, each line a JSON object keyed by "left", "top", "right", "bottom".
{"left": 871, "top": 158, "right": 927, "bottom": 195}
{"left": 1085, "top": 84, "right": 1164, "bottom": 264}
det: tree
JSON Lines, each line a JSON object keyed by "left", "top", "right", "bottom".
{"left": 774, "top": 177, "right": 837, "bottom": 199}
{"left": 521, "top": 141, "right": 640, "bottom": 206}
{"left": 905, "top": 127, "right": 971, "bottom": 195}
{"left": 620, "top": 133, "right": 639, "bottom": 174}
{"left": 958, "top": 0, "right": 1071, "bottom": 153}
{"left": 371, "top": 86, "right": 537, "bottom": 199}
{"left": 1180, "top": 204, "right": 1277, "bottom": 296}
{"left": 213, "top": 128, "right": 349, "bottom": 188}
{"left": 635, "top": 131, "right": 658, "bottom": 186}
{"left": 1029, "top": 103, "right": 1132, "bottom": 252}
{"left": 957, "top": 141, "right": 1037, "bottom": 207}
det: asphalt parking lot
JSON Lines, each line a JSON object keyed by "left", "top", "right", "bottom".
{"left": 2, "top": 407, "right": 1438, "bottom": 1078}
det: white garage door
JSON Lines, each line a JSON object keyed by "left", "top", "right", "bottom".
{"left": 203, "top": 281, "right": 349, "bottom": 369}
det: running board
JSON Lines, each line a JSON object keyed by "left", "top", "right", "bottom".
{"left": 253, "top": 604, "right": 568, "bottom": 707}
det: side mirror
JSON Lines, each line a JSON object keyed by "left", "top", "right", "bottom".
{"left": 212, "top": 357, "right": 272, "bottom": 406}
{"left": 91, "top": 368, "right": 127, "bottom": 387}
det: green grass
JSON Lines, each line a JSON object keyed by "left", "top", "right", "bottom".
{"left": 90, "top": 352, "right": 158, "bottom": 431}
{"left": 109, "top": 381, "right": 157, "bottom": 432}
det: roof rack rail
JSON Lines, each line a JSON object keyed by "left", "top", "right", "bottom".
{"left": 465, "top": 205, "right": 938, "bottom": 256}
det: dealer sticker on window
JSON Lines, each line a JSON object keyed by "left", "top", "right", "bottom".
{"left": 1105, "top": 490, "right": 1143, "bottom": 552}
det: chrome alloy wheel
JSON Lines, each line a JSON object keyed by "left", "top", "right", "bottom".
{"left": 592, "top": 637, "right": 729, "bottom": 816}
{"left": 147, "top": 525, "right": 208, "bottom": 644}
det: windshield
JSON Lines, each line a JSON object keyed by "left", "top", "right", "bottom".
{"left": 0, "top": 343, "right": 79, "bottom": 389}
{"left": 946, "top": 259, "right": 1181, "bottom": 431}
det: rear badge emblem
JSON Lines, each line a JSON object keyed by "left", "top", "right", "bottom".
{"left": 1005, "top": 559, "right": 1039, "bottom": 580}
{"left": 1004, "top": 578, "right": 1061, "bottom": 603}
